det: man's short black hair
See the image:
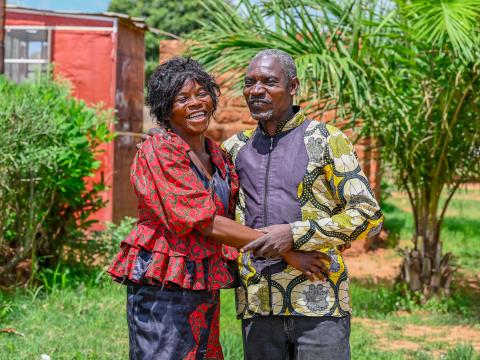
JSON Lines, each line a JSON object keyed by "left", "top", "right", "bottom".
{"left": 146, "top": 57, "right": 220, "bottom": 128}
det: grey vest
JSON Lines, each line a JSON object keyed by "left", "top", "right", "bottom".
{"left": 235, "top": 120, "right": 312, "bottom": 229}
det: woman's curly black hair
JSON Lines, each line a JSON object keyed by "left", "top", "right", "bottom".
{"left": 146, "top": 57, "right": 221, "bottom": 128}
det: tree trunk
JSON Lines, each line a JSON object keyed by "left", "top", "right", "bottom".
{"left": 0, "top": 0, "right": 5, "bottom": 74}
{"left": 399, "top": 211, "right": 454, "bottom": 298}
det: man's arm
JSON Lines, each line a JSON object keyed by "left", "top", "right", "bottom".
{"left": 290, "top": 129, "right": 383, "bottom": 250}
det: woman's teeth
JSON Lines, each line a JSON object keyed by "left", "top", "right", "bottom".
{"left": 187, "top": 112, "right": 206, "bottom": 120}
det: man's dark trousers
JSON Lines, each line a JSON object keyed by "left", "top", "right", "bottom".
{"left": 242, "top": 315, "right": 351, "bottom": 360}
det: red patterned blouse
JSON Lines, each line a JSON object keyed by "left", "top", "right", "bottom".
{"left": 108, "top": 130, "right": 239, "bottom": 290}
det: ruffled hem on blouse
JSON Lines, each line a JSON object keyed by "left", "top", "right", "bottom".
{"left": 108, "top": 242, "right": 238, "bottom": 291}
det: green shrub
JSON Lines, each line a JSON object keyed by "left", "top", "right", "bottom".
{"left": 67, "top": 216, "right": 137, "bottom": 269}
{"left": 0, "top": 75, "right": 113, "bottom": 287}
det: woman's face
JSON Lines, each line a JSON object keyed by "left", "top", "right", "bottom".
{"left": 170, "top": 79, "right": 214, "bottom": 137}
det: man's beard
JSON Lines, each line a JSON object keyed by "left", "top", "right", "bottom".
{"left": 250, "top": 109, "right": 273, "bottom": 122}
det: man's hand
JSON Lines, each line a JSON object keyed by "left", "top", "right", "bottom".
{"left": 283, "top": 250, "right": 331, "bottom": 282}
{"left": 242, "top": 224, "right": 293, "bottom": 258}
{"left": 138, "top": 127, "right": 163, "bottom": 147}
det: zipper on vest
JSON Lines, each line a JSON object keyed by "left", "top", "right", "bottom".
{"left": 264, "top": 137, "right": 274, "bottom": 227}
{"left": 264, "top": 136, "right": 274, "bottom": 315}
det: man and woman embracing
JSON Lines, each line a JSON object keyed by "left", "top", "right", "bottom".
{"left": 108, "top": 49, "right": 383, "bottom": 360}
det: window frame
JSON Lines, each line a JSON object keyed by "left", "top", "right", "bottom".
{"left": 4, "top": 26, "right": 52, "bottom": 82}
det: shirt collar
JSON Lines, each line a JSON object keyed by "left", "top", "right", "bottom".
{"left": 164, "top": 129, "right": 228, "bottom": 179}
{"left": 258, "top": 105, "right": 306, "bottom": 137}
{"left": 205, "top": 137, "right": 228, "bottom": 179}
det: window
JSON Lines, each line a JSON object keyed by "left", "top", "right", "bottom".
{"left": 5, "top": 29, "right": 50, "bottom": 83}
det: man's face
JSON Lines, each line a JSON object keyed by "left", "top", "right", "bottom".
{"left": 243, "top": 56, "right": 297, "bottom": 123}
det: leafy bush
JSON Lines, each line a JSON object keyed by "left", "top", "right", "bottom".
{"left": 0, "top": 75, "right": 113, "bottom": 287}
{"left": 0, "top": 216, "right": 135, "bottom": 321}
{"left": 66, "top": 216, "right": 136, "bottom": 268}
{"left": 36, "top": 262, "right": 108, "bottom": 294}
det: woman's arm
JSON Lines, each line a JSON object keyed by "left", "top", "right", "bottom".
{"left": 201, "top": 215, "right": 262, "bottom": 249}
{"left": 201, "top": 216, "right": 330, "bottom": 281}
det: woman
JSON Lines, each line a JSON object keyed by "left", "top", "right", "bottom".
{"left": 108, "top": 57, "right": 330, "bottom": 360}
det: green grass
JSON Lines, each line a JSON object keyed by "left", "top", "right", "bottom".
{"left": 0, "top": 280, "right": 128, "bottom": 360}
{"left": 1, "top": 278, "right": 478, "bottom": 360}
{"left": 350, "top": 279, "right": 480, "bottom": 325}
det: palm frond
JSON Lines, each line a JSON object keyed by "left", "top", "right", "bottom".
{"left": 403, "top": 0, "right": 480, "bottom": 62}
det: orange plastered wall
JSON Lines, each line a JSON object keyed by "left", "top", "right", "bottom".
{"left": 52, "top": 30, "right": 116, "bottom": 228}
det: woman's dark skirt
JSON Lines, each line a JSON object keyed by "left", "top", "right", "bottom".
{"left": 127, "top": 283, "right": 223, "bottom": 360}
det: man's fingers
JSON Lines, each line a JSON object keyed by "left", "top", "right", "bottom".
{"left": 312, "top": 261, "right": 330, "bottom": 274}
{"left": 254, "top": 243, "right": 275, "bottom": 258}
{"left": 338, "top": 243, "right": 351, "bottom": 252}
{"left": 310, "top": 264, "right": 328, "bottom": 280}
{"left": 311, "top": 256, "right": 330, "bottom": 274}
{"left": 263, "top": 245, "right": 281, "bottom": 259}
{"left": 252, "top": 243, "right": 270, "bottom": 257}
{"left": 304, "top": 270, "right": 316, "bottom": 282}
{"left": 315, "top": 252, "right": 331, "bottom": 262}
{"left": 147, "top": 128, "right": 162, "bottom": 137}
{"left": 304, "top": 267, "right": 325, "bottom": 282}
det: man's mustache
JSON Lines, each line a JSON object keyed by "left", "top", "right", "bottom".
{"left": 247, "top": 98, "right": 272, "bottom": 105}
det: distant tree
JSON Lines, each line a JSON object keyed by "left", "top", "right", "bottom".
{"left": 108, "top": 0, "right": 213, "bottom": 79}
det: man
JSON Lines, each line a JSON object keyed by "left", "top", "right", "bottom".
{"left": 222, "top": 49, "right": 383, "bottom": 360}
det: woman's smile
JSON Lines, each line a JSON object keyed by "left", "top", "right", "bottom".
{"left": 186, "top": 110, "right": 208, "bottom": 122}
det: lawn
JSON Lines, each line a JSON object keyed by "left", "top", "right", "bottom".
{"left": 1, "top": 280, "right": 478, "bottom": 360}
{"left": 1, "top": 191, "right": 479, "bottom": 359}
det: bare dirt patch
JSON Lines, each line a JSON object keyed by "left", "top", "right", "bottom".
{"left": 355, "top": 317, "right": 480, "bottom": 355}
{"left": 343, "top": 239, "right": 402, "bottom": 281}
{"left": 404, "top": 323, "right": 480, "bottom": 351}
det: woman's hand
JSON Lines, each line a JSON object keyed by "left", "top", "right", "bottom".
{"left": 283, "top": 250, "right": 331, "bottom": 282}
